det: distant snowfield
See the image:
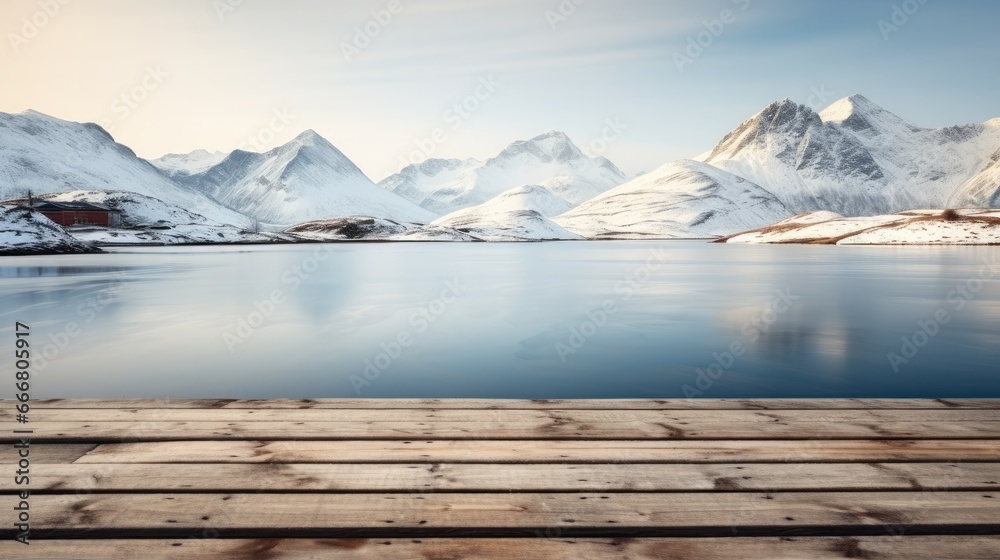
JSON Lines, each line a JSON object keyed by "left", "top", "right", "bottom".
{"left": 724, "top": 210, "right": 1000, "bottom": 245}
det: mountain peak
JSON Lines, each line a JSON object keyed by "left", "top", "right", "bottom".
{"left": 820, "top": 95, "right": 883, "bottom": 123}
{"left": 530, "top": 130, "right": 572, "bottom": 142}
{"left": 819, "top": 94, "right": 917, "bottom": 132}
{"left": 289, "top": 129, "right": 327, "bottom": 147}
{"left": 494, "top": 131, "right": 583, "bottom": 164}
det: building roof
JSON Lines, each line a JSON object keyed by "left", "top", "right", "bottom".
{"left": 32, "top": 201, "right": 120, "bottom": 212}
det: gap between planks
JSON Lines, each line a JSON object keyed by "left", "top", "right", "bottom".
{"left": 4, "top": 492, "right": 999, "bottom": 539}
{"left": 5, "top": 440, "right": 999, "bottom": 465}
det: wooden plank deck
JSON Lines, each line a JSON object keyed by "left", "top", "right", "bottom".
{"left": 2, "top": 399, "right": 999, "bottom": 558}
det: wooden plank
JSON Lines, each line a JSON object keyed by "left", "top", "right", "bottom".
{"left": 74, "top": 439, "right": 1000, "bottom": 464}
{"left": 7, "top": 462, "right": 999, "bottom": 493}
{"left": 7, "top": 419, "right": 1000, "bottom": 441}
{"left": 11, "top": 398, "right": 1000, "bottom": 410}
{"left": 7, "top": 408, "right": 1000, "bottom": 423}
{"left": 7, "top": 492, "right": 1000, "bottom": 538}
{"left": 0, "top": 443, "right": 96, "bottom": 464}
{"left": 2, "top": 537, "right": 999, "bottom": 560}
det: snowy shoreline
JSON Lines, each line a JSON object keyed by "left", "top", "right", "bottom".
{"left": 719, "top": 210, "right": 1000, "bottom": 245}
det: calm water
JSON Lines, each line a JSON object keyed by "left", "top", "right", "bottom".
{"left": 2, "top": 241, "right": 999, "bottom": 399}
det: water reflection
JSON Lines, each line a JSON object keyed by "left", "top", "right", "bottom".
{"left": 0, "top": 266, "right": 129, "bottom": 278}
{"left": 0, "top": 242, "right": 997, "bottom": 399}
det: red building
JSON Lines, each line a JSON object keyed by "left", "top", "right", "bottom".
{"left": 33, "top": 201, "right": 122, "bottom": 228}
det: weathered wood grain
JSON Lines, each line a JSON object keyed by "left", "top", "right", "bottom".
{"left": 6, "top": 492, "right": 999, "bottom": 538}
{"left": 0, "top": 443, "right": 96, "bottom": 464}
{"left": 12, "top": 398, "right": 1000, "bottom": 409}
{"left": 7, "top": 462, "right": 998, "bottom": 493}
{"left": 5, "top": 398, "right": 999, "bottom": 555}
{"left": 1, "top": 537, "right": 998, "bottom": 560}
{"left": 73, "top": 439, "right": 1000, "bottom": 464}
{"left": 7, "top": 419, "right": 1000, "bottom": 441}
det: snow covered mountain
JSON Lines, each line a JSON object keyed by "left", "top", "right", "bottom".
{"left": 0, "top": 110, "right": 247, "bottom": 225}
{"left": 151, "top": 149, "right": 229, "bottom": 179}
{"left": 555, "top": 160, "right": 789, "bottom": 239}
{"left": 178, "top": 130, "right": 437, "bottom": 226}
{"left": 379, "top": 131, "right": 626, "bottom": 215}
{"left": 699, "top": 95, "right": 1000, "bottom": 215}
{"left": 427, "top": 184, "right": 581, "bottom": 241}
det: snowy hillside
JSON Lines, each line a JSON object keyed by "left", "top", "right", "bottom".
{"left": 459, "top": 184, "right": 574, "bottom": 217}
{"left": 949, "top": 147, "right": 1000, "bottom": 208}
{"left": 700, "top": 95, "right": 1000, "bottom": 215}
{"left": 40, "top": 191, "right": 284, "bottom": 245}
{"left": 179, "top": 130, "right": 437, "bottom": 226}
{"left": 0, "top": 110, "right": 247, "bottom": 225}
{"left": 723, "top": 209, "right": 1000, "bottom": 245}
{"left": 554, "top": 160, "right": 789, "bottom": 239}
{"left": 0, "top": 205, "right": 100, "bottom": 255}
{"left": 379, "top": 131, "right": 626, "bottom": 215}
{"left": 151, "top": 149, "right": 229, "bottom": 179}
{"left": 424, "top": 184, "right": 581, "bottom": 241}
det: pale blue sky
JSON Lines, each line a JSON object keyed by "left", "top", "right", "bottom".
{"left": 2, "top": 0, "right": 998, "bottom": 179}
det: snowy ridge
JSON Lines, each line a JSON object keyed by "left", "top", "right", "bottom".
{"left": 151, "top": 149, "right": 229, "bottom": 179}
{"left": 379, "top": 131, "right": 626, "bottom": 215}
{"left": 377, "top": 158, "right": 482, "bottom": 214}
{"left": 949, "top": 148, "right": 1000, "bottom": 208}
{"left": 0, "top": 110, "right": 247, "bottom": 226}
{"left": 180, "top": 130, "right": 437, "bottom": 226}
{"left": 701, "top": 95, "right": 1000, "bottom": 215}
{"left": 425, "top": 184, "right": 581, "bottom": 241}
{"left": 554, "top": 160, "right": 789, "bottom": 239}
